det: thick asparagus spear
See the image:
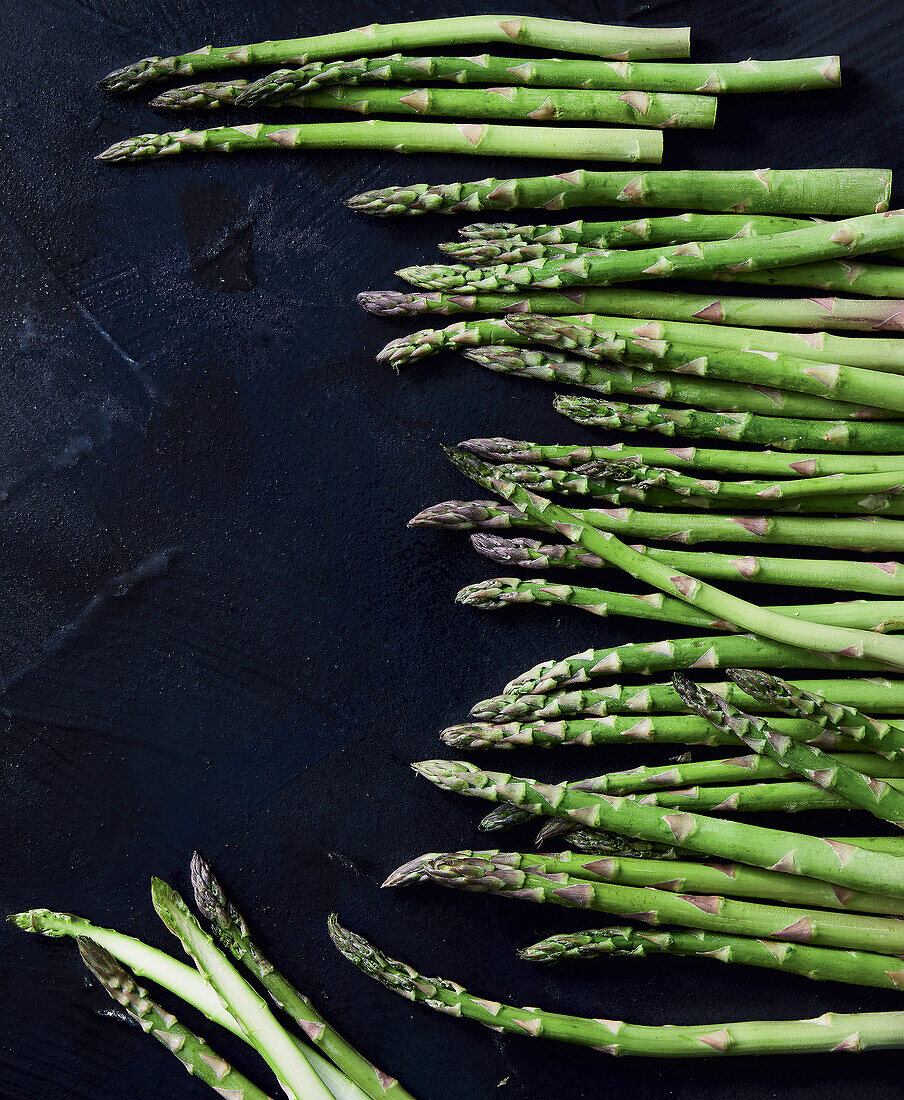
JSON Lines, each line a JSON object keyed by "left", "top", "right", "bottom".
{"left": 520, "top": 925, "right": 904, "bottom": 990}
{"left": 393, "top": 851, "right": 904, "bottom": 951}
{"left": 190, "top": 854, "right": 410, "bottom": 1100}
{"left": 443, "top": 715, "right": 873, "bottom": 751}
{"left": 346, "top": 168, "right": 892, "bottom": 217}
{"left": 359, "top": 286, "right": 904, "bottom": 328}
{"left": 611, "top": 779, "right": 904, "bottom": 814}
{"left": 556, "top": 395, "right": 904, "bottom": 452}
{"left": 472, "top": 534, "right": 904, "bottom": 596}
{"left": 387, "top": 848, "right": 904, "bottom": 916}
{"left": 398, "top": 210, "right": 904, "bottom": 292}
{"left": 730, "top": 670, "right": 904, "bottom": 762}
{"left": 719, "top": 258, "right": 904, "bottom": 297}
{"left": 151, "top": 878, "right": 333, "bottom": 1100}
{"left": 97, "top": 121, "right": 663, "bottom": 164}
{"left": 460, "top": 437, "right": 904, "bottom": 476}
{"left": 78, "top": 938, "right": 273, "bottom": 1100}
{"left": 100, "top": 17, "right": 691, "bottom": 92}
{"left": 244, "top": 53, "right": 839, "bottom": 103}
{"left": 414, "top": 759, "right": 904, "bottom": 896}
{"left": 457, "top": 578, "right": 904, "bottom": 634}
{"left": 332, "top": 917, "right": 904, "bottom": 1057}
{"left": 462, "top": 345, "right": 874, "bottom": 418}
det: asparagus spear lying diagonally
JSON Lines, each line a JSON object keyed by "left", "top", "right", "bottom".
{"left": 100, "top": 16, "right": 692, "bottom": 92}
{"left": 331, "top": 917, "right": 904, "bottom": 1057}
{"left": 346, "top": 168, "right": 892, "bottom": 217}
{"left": 242, "top": 53, "right": 839, "bottom": 104}
{"left": 520, "top": 925, "right": 904, "bottom": 991}
{"left": 97, "top": 121, "right": 663, "bottom": 165}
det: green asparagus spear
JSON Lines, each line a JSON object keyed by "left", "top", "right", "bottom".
{"left": 359, "top": 287, "right": 904, "bottom": 328}
{"left": 520, "top": 925, "right": 904, "bottom": 990}
{"left": 393, "top": 851, "right": 904, "bottom": 951}
{"left": 245, "top": 53, "right": 838, "bottom": 103}
{"left": 387, "top": 847, "right": 904, "bottom": 916}
{"left": 555, "top": 394, "right": 904, "bottom": 452}
{"left": 346, "top": 168, "right": 892, "bottom": 217}
{"left": 457, "top": 578, "right": 904, "bottom": 634}
{"left": 101, "top": 17, "right": 691, "bottom": 92}
{"left": 413, "top": 759, "right": 904, "bottom": 896}
{"left": 461, "top": 214, "right": 815, "bottom": 245}
{"left": 462, "top": 345, "right": 874, "bottom": 418}
{"left": 151, "top": 878, "right": 333, "bottom": 1100}
{"left": 615, "top": 778, "right": 904, "bottom": 814}
{"left": 96, "top": 121, "right": 663, "bottom": 164}
{"left": 459, "top": 437, "right": 904, "bottom": 476}
{"left": 332, "top": 916, "right": 904, "bottom": 1057}
{"left": 190, "top": 853, "right": 410, "bottom": 1100}
{"left": 78, "top": 938, "right": 273, "bottom": 1100}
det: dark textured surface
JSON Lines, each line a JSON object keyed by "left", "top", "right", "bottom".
{"left": 1, "top": 1, "right": 903, "bottom": 1096}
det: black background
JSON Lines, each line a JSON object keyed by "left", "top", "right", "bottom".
{"left": 1, "top": 1, "right": 903, "bottom": 1097}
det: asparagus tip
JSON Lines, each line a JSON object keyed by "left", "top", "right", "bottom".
{"left": 382, "top": 853, "right": 442, "bottom": 888}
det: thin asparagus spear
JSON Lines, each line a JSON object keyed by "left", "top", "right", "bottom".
{"left": 346, "top": 168, "right": 892, "bottom": 217}
{"left": 541, "top": 828, "right": 904, "bottom": 858}
{"left": 461, "top": 214, "right": 817, "bottom": 244}
{"left": 379, "top": 312, "right": 904, "bottom": 371}
{"left": 10, "top": 909, "right": 363, "bottom": 1099}
{"left": 457, "top": 578, "right": 904, "bottom": 634}
{"left": 386, "top": 847, "right": 904, "bottom": 916}
{"left": 332, "top": 916, "right": 904, "bottom": 1057}
{"left": 246, "top": 54, "right": 839, "bottom": 102}
{"left": 190, "top": 853, "right": 411, "bottom": 1100}
{"left": 101, "top": 17, "right": 691, "bottom": 92}
{"left": 460, "top": 437, "right": 904, "bottom": 476}
{"left": 614, "top": 779, "right": 904, "bottom": 814}
{"left": 443, "top": 715, "right": 873, "bottom": 751}
{"left": 358, "top": 287, "right": 904, "bottom": 329}
{"left": 730, "top": 670, "right": 904, "bottom": 762}
{"left": 150, "top": 79, "right": 250, "bottom": 109}
{"left": 96, "top": 121, "right": 664, "bottom": 165}
{"left": 151, "top": 878, "right": 333, "bottom": 1100}
{"left": 556, "top": 395, "right": 904, "bottom": 452}
{"left": 472, "top": 534, "right": 904, "bottom": 597}
{"left": 673, "top": 675, "right": 904, "bottom": 826}
{"left": 413, "top": 492, "right": 904, "bottom": 551}
{"left": 78, "top": 938, "right": 273, "bottom": 1100}
{"left": 397, "top": 210, "right": 904, "bottom": 292}
{"left": 520, "top": 925, "right": 904, "bottom": 990}
{"left": 392, "top": 851, "right": 904, "bottom": 952}
{"left": 462, "top": 345, "right": 875, "bottom": 418}
{"left": 413, "top": 759, "right": 904, "bottom": 896}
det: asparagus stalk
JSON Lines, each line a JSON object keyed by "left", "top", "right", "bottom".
{"left": 672, "top": 675, "right": 904, "bottom": 825}
{"left": 556, "top": 394, "right": 904, "bottom": 452}
{"left": 190, "top": 853, "right": 410, "bottom": 1100}
{"left": 442, "top": 715, "right": 871, "bottom": 751}
{"left": 476, "top": 679, "right": 904, "bottom": 725}
{"left": 612, "top": 778, "right": 904, "bottom": 814}
{"left": 730, "top": 670, "right": 904, "bottom": 763}
{"left": 398, "top": 210, "right": 904, "bottom": 292}
{"left": 97, "top": 121, "right": 664, "bottom": 165}
{"left": 8, "top": 909, "right": 363, "bottom": 1098}
{"left": 101, "top": 17, "right": 692, "bottom": 92}
{"left": 332, "top": 916, "right": 904, "bottom": 1057}
{"left": 414, "top": 759, "right": 904, "bottom": 896}
{"left": 393, "top": 850, "right": 904, "bottom": 951}
{"left": 460, "top": 437, "right": 904, "bottom": 476}
{"left": 545, "top": 829, "right": 904, "bottom": 858}
{"left": 360, "top": 286, "right": 904, "bottom": 328}
{"left": 719, "top": 258, "right": 904, "bottom": 297}
{"left": 246, "top": 53, "right": 839, "bottom": 103}
{"left": 346, "top": 168, "right": 892, "bottom": 217}
{"left": 461, "top": 345, "right": 875, "bottom": 418}
{"left": 461, "top": 214, "right": 815, "bottom": 245}
{"left": 457, "top": 578, "right": 904, "bottom": 635}
{"left": 520, "top": 925, "right": 904, "bottom": 990}
{"left": 413, "top": 491, "right": 904, "bottom": 550}
{"left": 77, "top": 938, "right": 273, "bottom": 1100}
{"left": 151, "top": 878, "right": 334, "bottom": 1100}
{"left": 387, "top": 847, "right": 904, "bottom": 916}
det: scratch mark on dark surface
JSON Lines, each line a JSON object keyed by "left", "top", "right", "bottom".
{"left": 72, "top": 300, "right": 158, "bottom": 400}
{"left": 179, "top": 182, "right": 257, "bottom": 293}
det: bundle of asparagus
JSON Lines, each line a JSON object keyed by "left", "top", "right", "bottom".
{"left": 12, "top": 854, "right": 410, "bottom": 1100}
{"left": 96, "top": 15, "right": 846, "bottom": 163}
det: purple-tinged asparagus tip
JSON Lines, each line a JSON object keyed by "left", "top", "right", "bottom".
{"left": 382, "top": 853, "right": 444, "bottom": 888}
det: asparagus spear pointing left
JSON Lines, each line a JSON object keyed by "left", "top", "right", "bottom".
{"left": 331, "top": 916, "right": 904, "bottom": 1057}
{"left": 151, "top": 877, "right": 334, "bottom": 1100}
{"left": 191, "top": 853, "right": 412, "bottom": 1100}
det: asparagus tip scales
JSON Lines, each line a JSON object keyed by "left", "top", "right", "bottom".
{"left": 519, "top": 926, "right": 636, "bottom": 963}
{"left": 96, "top": 133, "right": 181, "bottom": 162}
{"left": 150, "top": 81, "right": 245, "bottom": 109}
{"left": 456, "top": 578, "right": 529, "bottom": 609}
{"left": 98, "top": 57, "right": 167, "bottom": 93}
{"left": 235, "top": 69, "right": 299, "bottom": 107}
{"left": 459, "top": 437, "right": 537, "bottom": 461}
{"left": 358, "top": 290, "right": 420, "bottom": 317}
{"left": 382, "top": 853, "right": 443, "bottom": 889}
